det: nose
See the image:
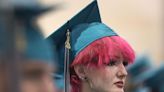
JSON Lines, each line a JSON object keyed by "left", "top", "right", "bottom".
{"left": 117, "top": 63, "right": 128, "bottom": 79}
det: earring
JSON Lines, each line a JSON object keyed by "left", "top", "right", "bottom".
{"left": 84, "top": 77, "right": 87, "bottom": 80}
{"left": 79, "top": 76, "right": 87, "bottom": 81}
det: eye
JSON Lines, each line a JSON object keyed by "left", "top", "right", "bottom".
{"left": 108, "top": 60, "right": 116, "bottom": 66}
{"left": 22, "top": 69, "right": 44, "bottom": 81}
{"left": 123, "top": 61, "right": 128, "bottom": 67}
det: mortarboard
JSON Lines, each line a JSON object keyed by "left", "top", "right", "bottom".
{"left": 0, "top": 0, "right": 55, "bottom": 63}
{"left": 47, "top": 0, "right": 117, "bottom": 91}
{"left": 15, "top": 2, "right": 55, "bottom": 63}
{"left": 13, "top": 0, "right": 55, "bottom": 63}
{"left": 127, "top": 55, "right": 152, "bottom": 82}
{"left": 22, "top": 28, "right": 55, "bottom": 63}
{"left": 134, "top": 64, "right": 164, "bottom": 92}
{"left": 143, "top": 65, "right": 164, "bottom": 90}
{"left": 0, "top": 17, "right": 54, "bottom": 63}
{"left": 0, "top": 0, "right": 54, "bottom": 19}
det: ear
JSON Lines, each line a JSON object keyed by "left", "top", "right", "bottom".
{"left": 74, "top": 65, "right": 86, "bottom": 79}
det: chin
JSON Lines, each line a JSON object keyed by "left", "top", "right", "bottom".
{"left": 113, "top": 89, "right": 124, "bottom": 92}
{"left": 105, "top": 88, "right": 124, "bottom": 92}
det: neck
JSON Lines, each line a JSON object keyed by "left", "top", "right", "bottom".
{"left": 81, "top": 81, "right": 99, "bottom": 92}
{"left": 81, "top": 81, "right": 92, "bottom": 92}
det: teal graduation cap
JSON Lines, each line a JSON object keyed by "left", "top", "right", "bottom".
{"left": 15, "top": 1, "right": 55, "bottom": 63}
{"left": 47, "top": 0, "right": 117, "bottom": 91}
{"left": 23, "top": 28, "right": 54, "bottom": 63}
{"left": 127, "top": 55, "right": 152, "bottom": 82}
{"left": 143, "top": 65, "right": 164, "bottom": 92}
{"left": 0, "top": 0, "right": 54, "bottom": 63}
{"left": 134, "top": 65, "right": 164, "bottom": 92}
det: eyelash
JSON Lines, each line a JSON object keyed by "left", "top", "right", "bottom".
{"left": 107, "top": 61, "right": 129, "bottom": 67}
{"left": 123, "top": 61, "right": 128, "bottom": 66}
{"left": 108, "top": 61, "right": 116, "bottom": 66}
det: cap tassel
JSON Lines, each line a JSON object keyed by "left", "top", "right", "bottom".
{"left": 65, "top": 30, "right": 71, "bottom": 49}
{"left": 64, "top": 29, "right": 71, "bottom": 92}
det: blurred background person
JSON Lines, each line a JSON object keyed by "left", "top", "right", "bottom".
{"left": 0, "top": 0, "right": 57, "bottom": 92}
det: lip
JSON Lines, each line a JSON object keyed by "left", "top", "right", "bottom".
{"left": 114, "top": 81, "right": 124, "bottom": 88}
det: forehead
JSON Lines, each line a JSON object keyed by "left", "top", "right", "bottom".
{"left": 113, "top": 53, "right": 124, "bottom": 60}
{"left": 20, "top": 61, "right": 54, "bottom": 72}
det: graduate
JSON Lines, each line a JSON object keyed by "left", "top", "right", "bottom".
{"left": 48, "top": 1, "right": 135, "bottom": 92}
{"left": 0, "top": 0, "right": 56, "bottom": 92}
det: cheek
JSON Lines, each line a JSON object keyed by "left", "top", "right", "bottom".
{"left": 87, "top": 67, "right": 115, "bottom": 83}
{"left": 85, "top": 67, "right": 117, "bottom": 91}
{"left": 104, "top": 67, "right": 117, "bottom": 79}
{"left": 20, "top": 80, "right": 37, "bottom": 92}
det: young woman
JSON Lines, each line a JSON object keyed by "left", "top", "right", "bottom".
{"left": 48, "top": 1, "right": 135, "bottom": 92}
{"left": 49, "top": 22, "right": 135, "bottom": 92}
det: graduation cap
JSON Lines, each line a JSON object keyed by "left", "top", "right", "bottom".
{"left": 133, "top": 64, "right": 164, "bottom": 92}
{"left": 13, "top": 0, "right": 55, "bottom": 63}
{"left": 0, "top": 28, "right": 54, "bottom": 64}
{"left": 143, "top": 65, "right": 164, "bottom": 90}
{"left": 47, "top": 0, "right": 117, "bottom": 91}
{"left": 22, "top": 28, "right": 54, "bottom": 63}
{"left": 0, "top": 0, "right": 54, "bottom": 63}
{"left": 127, "top": 55, "right": 152, "bottom": 82}
{"left": 0, "top": 0, "right": 54, "bottom": 19}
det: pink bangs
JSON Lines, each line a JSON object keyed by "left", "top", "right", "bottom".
{"left": 71, "top": 36, "right": 135, "bottom": 67}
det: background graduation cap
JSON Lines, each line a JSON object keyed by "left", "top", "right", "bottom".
{"left": 127, "top": 55, "right": 152, "bottom": 82}
{"left": 142, "top": 65, "right": 164, "bottom": 92}
{"left": 0, "top": 0, "right": 54, "bottom": 19}
{"left": 0, "top": 0, "right": 55, "bottom": 66}
{"left": 0, "top": 24, "right": 54, "bottom": 63}
{"left": 47, "top": 0, "right": 117, "bottom": 91}
{"left": 21, "top": 27, "right": 55, "bottom": 63}
{"left": 130, "top": 64, "right": 164, "bottom": 92}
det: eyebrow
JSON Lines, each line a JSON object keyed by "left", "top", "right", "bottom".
{"left": 21, "top": 68, "right": 44, "bottom": 77}
{"left": 22, "top": 67, "right": 47, "bottom": 76}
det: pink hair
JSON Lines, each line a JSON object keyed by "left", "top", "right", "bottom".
{"left": 70, "top": 36, "right": 135, "bottom": 92}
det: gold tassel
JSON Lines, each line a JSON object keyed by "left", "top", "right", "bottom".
{"left": 65, "top": 29, "right": 71, "bottom": 49}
